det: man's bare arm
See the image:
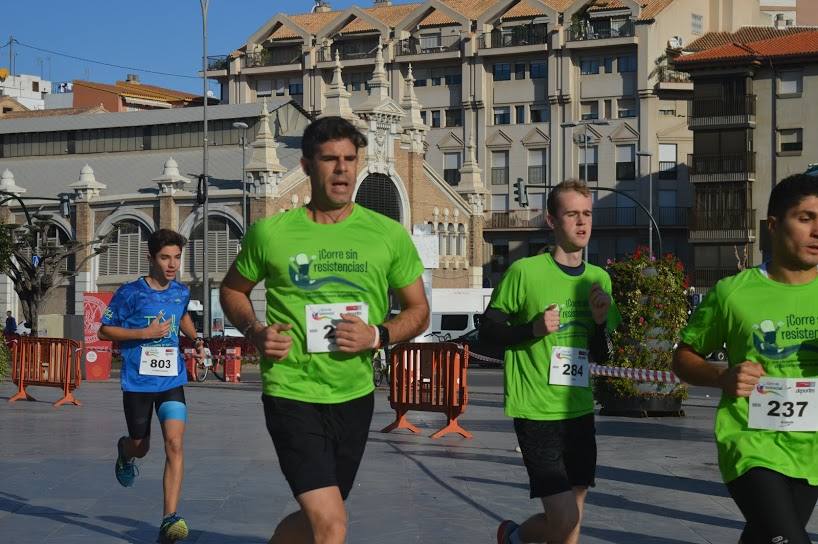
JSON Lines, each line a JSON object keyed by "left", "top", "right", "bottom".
{"left": 381, "top": 277, "right": 429, "bottom": 345}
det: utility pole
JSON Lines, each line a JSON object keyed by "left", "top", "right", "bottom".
{"left": 8, "top": 35, "right": 14, "bottom": 77}
{"left": 200, "top": 0, "right": 211, "bottom": 337}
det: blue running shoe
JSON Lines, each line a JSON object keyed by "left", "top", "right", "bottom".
{"left": 157, "top": 513, "right": 189, "bottom": 543}
{"left": 114, "top": 436, "right": 138, "bottom": 487}
{"left": 497, "top": 520, "right": 519, "bottom": 544}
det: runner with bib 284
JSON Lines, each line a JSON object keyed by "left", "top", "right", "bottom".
{"left": 484, "top": 179, "right": 621, "bottom": 544}
{"left": 674, "top": 173, "right": 818, "bottom": 544}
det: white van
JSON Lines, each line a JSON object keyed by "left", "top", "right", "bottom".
{"left": 423, "top": 311, "right": 482, "bottom": 342}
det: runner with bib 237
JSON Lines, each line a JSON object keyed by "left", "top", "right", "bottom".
{"left": 674, "top": 173, "right": 818, "bottom": 544}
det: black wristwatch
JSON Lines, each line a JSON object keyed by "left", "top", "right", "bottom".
{"left": 377, "top": 324, "right": 390, "bottom": 348}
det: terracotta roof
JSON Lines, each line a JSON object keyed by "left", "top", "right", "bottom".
{"left": 676, "top": 29, "right": 818, "bottom": 65}
{"left": 73, "top": 80, "right": 200, "bottom": 103}
{"left": 586, "top": 0, "right": 673, "bottom": 21}
{"left": 333, "top": 4, "right": 419, "bottom": 33}
{"left": 255, "top": 0, "right": 677, "bottom": 42}
{"left": 686, "top": 26, "right": 817, "bottom": 51}
{"left": 1, "top": 105, "right": 107, "bottom": 119}
{"left": 504, "top": 1, "right": 551, "bottom": 20}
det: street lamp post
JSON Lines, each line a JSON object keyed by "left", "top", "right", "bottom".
{"left": 637, "top": 150, "right": 654, "bottom": 257}
{"left": 232, "top": 121, "right": 249, "bottom": 233}
{"left": 199, "top": 0, "right": 211, "bottom": 337}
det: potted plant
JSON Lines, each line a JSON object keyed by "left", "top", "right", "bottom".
{"left": 594, "top": 247, "right": 689, "bottom": 417}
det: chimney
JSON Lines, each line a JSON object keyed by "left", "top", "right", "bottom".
{"left": 313, "top": 0, "right": 331, "bottom": 13}
{"left": 775, "top": 13, "right": 785, "bottom": 29}
{"left": 126, "top": 73, "right": 140, "bottom": 83}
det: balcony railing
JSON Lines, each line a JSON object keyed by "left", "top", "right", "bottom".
{"left": 568, "top": 18, "right": 635, "bottom": 41}
{"left": 694, "top": 267, "right": 740, "bottom": 288}
{"left": 245, "top": 47, "right": 302, "bottom": 68}
{"left": 318, "top": 41, "right": 380, "bottom": 62}
{"left": 689, "top": 94, "right": 756, "bottom": 127}
{"left": 658, "top": 161, "right": 678, "bottom": 180}
{"left": 487, "top": 209, "right": 546, "bottom": 230}
{"left": 491, "top": 167, "right": 509, "bottom": 185}
{"left": 689, "top": 208, "right": 756, "bottom": 241}
{"left": 688, "top": 152, "right": 755, "bottom": 181}
{"left": 658, "top": 69, "right": 691, "bottom": 84}
{"left": 658, "top": 206, "right": 689, "bottom": 226}
{"left": 207, "top": 55, "right": 229, "bottom": 71}
{"left": 528, "top": 165, "right": 547, "bottom": 186}
{"left": 480, "top": 24, "right": 549, "bottom": 49}
{"left": 397, "top": 35, "right": 460, "bottom": 56}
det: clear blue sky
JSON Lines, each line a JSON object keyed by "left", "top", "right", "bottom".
{"left": 1, "top": 0, "right": 365, "bottom": 95}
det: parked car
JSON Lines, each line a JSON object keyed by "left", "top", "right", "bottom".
{"left": 453, "top": 328, "right": 505, "bottom": 367}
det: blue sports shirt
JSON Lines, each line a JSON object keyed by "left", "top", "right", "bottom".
{"left": 101, "top": 278, "right": 190, "bottom": 392}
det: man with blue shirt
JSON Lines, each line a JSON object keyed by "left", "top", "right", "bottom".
{"left": 99, "top": 229, "right": 202, "bottom": 544}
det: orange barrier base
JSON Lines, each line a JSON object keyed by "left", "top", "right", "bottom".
{"left": 9, "top": 386, "right": 81, "bottom": 407}
{"left": 431, "top": 416, "right": 473, "bottom": 439}
{"left": 8, "top": 388, "right": 36, "bottom": 403}
{"left": 54, "top": 391, "right": 81, "bottom": 408}
{"left": 381, "top": 410, "right": 421, "bottom": 434}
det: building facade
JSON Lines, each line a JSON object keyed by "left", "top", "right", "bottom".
{"left": 675, "top": 29, "right": 818, "bottom": 288}
{"left": 0, "top": 56, "right": 489, "bottom": 328}
{"left": 0, "top": 72, "right": 52, "bottom": 110}
{"left": 207, "top": 0, "right": 770, "bottom": 284}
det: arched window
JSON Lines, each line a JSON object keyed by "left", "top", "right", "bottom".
{"left": 98, "top": 220, "right": 150, "bottom": 276}
{"left": 18, "top": 222, "right": 72, "bottom": 272}
{"left": 187, "top": 217, "right": 242, "bottom": 278}
{"left": 355, "top": 173, "right": 402, "bottom": 222}
{"left": 447, "top": 224, "right": 456, "bottom": 256}
{"left": 457, "top": 224, "right": 466, "bottom": 257}
{"left": 437, "top": 222, "right": 445, "bottom": 255}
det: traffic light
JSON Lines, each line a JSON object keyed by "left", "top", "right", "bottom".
{"left": 513, "top": 177, "right": 529, "bottom": 207}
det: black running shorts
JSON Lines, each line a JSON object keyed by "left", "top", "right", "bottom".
{"left": 262, "top": 392, "right": 374, "bottom": 500}
{"left": 727, "top": 467, "right": 818, "bottom": 544}
{"left": 514, "top": 413, "right": 597, "bottom": 498}
{"left": 122, "top": 386, "right": 187, "bottom": 440}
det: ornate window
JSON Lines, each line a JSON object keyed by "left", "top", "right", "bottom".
{"left": 187, "top": 217, "right": 242, "bottom": 278}
{"left": 98, "top": 220, "right": 150, "bottom": 276}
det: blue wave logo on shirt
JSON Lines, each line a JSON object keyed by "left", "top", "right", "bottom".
{"left": 289, "top": 253, "right": 363, "bottom": 291}
{"left": 752, "top": 318, "right": 818, "bottom": 359}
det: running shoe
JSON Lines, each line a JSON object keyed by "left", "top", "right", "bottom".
{"left": 497, "top": 519, "right": 519, "bottom": 544}
{"left": 114, "top": 436, "right": 138, "bottom": 487}
{"left": 157, "top": 513, "right": 189, "bottom": 543}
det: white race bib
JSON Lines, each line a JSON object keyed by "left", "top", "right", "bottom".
{"left": 305, "top": 302, "right": 369, "bottom": 353}
{"left": 549, "top": 346, "right": 589, "bottom": 387}
{"left": 749, "top": 377, "right": 818, "bottom": 432}
{"left": 139, "top": 346, "right": 178, "bottom": 377}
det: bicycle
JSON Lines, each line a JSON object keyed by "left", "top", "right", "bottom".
{"left": 190, "top": 339, "right": 224, "bottom": 383}
{"left": 423, "top": 332, "right": 452, "bottom": 342}
{"left": 372, "top": 348, "right": 389, "bottom": 387}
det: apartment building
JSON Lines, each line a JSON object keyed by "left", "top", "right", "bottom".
{"left": 675, "top": 29, "right": 818, "bottom": 289}
{"left": 206, "top": 0, "right": 770, "bottom": 283}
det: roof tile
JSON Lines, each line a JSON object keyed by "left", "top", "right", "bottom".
{"left": 677, "top": 29, "right": 818, "bottom": 65}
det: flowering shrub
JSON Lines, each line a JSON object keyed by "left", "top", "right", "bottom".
{"left": 594, "top": 247, "right": 689, "bottom": 400}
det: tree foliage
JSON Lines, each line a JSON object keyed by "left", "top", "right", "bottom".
{"left": 0, "top": 217, "right": 108, "bottom": 335}
{"left": 594, "top": 248, "right": 690, "bottom": 400}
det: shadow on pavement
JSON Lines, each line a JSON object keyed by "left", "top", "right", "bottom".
{"left": 596, "top": 420, "right": 713, "bottom": 443}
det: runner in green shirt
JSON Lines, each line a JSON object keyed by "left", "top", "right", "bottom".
{"left": 487, "top": 180, "right": 621, "bottom": 544}
{"left": 674, "top": 173, "right": 818, "bottom": 544}
{"left": 219, "top": 116, "right": 429, "bottom": 544}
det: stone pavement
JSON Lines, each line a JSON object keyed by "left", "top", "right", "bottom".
{"left": 1, "top": 368, "right": 816, "bottom": 544}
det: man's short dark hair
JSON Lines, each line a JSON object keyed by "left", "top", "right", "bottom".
{"left": 768, "top": 174, "right": 818, "bottom": 218}
{"left": 301, "top": 116, "right": 367, "bottom": 160}
{"left": 547, "top": 179, "right": 592, "bottom": 216}
{"left": 148, "top": 229, "right": 186, "bottom": 257}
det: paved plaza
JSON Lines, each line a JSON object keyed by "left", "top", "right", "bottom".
{"left": 1, "top": 367, "right": 817, "bottom": 543}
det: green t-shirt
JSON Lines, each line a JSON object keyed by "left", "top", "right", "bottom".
{"left": 489, "top": 253, "right": 621, "bottom": 420}
{"left": 234, "top": 205, "right": 424, "bottom": 403}
{"left": 680, "top": 267, "right": 818, "bottom": 484}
